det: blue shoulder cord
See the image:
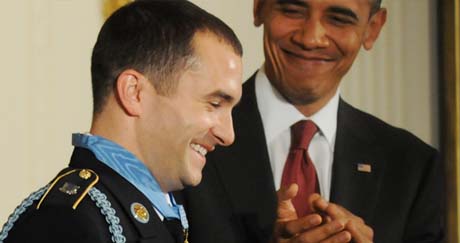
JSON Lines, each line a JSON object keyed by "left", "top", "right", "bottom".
{"left": 0, "top": 185, "right": 126, "bottom": 243}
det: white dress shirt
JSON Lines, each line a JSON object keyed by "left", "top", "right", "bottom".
{"left": 255, "top": 67, "right": 339, "bottom": 201}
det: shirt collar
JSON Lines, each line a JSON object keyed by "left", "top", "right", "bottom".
{"left": 255, "top": 67, "right": 339, "bottom": 150}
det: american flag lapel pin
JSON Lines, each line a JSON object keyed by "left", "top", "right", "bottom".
{"left": 357, "top": 163, "right": 372, "bottom": 173}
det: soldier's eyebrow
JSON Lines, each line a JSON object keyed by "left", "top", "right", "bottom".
{"left": 206, "top": 90, "right": 240, "bottom": 105}
{"left": 328, "top": 6, "right": 359, "bottom": 22}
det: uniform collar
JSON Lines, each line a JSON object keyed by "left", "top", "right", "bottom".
{"left": 71, "top": 133, "right": 188, "bottom": 229}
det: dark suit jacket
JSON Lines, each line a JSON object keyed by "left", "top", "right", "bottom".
{"left": 5, "top": 147, "right": 177, "bottom": 243}
{"left": 182, "top": 75, "right": 444, "bottom": 243}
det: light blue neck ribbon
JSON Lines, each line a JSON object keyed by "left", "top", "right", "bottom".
{"left": 72, "top": 133, "right": 188, "bottom": 230}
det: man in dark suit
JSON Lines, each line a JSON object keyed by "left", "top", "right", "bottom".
{"left": 0, "top": 1, "right": 243, "bottom": 242}
{"left": 183, "top": 0, "right": 444, "bottom": 242}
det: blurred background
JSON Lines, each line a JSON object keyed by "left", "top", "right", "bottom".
{"left": 0, "top": 0, "right": 441, "bottom": 231}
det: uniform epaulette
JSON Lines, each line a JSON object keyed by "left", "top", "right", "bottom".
{"left": 0, "top": 168, "right": 126, "bottom": 243}
{"left": 36, "top": 168, "right": 99, "bottom": 210}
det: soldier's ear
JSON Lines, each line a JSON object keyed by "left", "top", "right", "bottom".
{"left": 363, "top": 8, "right": 387, "bottom": 50}
{"left": 115, "top": 69, "right": 144, "bottom": 116}
{"left": 253, "top": 0, "right": 266, "bottom": 27}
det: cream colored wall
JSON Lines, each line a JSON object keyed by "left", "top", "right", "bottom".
{"left": 341, "top": 0, "right": 439, "bottom": 148}
{"left": 0, "top": 0, "right": 101, "bottom": 221}
{"left": 0, "top": 0, "right": 437, "bottom": 223}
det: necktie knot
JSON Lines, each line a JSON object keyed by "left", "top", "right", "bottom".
{"left": 291, "top": 120, "right": 317, "bottom": 150}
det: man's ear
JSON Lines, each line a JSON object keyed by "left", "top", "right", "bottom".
{"left": 253, "top": 0, "right": 266, "bottom": 27}
{"left": 115, "top": 69, "right": 146, "bottom": 116}
{"left": 363, "top": 8, "right": 387, "bottom": 50}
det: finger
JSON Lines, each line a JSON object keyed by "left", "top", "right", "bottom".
{"left": 326, "top": 204, "right": 364, "bottom": 224}
{"left": 319, "top": 230, "right": 352, "bottom": 243}
{"left": 294, "top": 218, "right": 348, "bottom": 243}
{"left": 278, "top": 202, "right": 297, "bottom": 222}
{"left": 278, "top": 183, "right": 299, "bottom": 201}
{"left": 308, "top": 193, "right": 322, "bottom": 204}
{"left": 309, "top": 195, "right": 330, "bottom": 222}
{"left": 340, "top": 206, "right": 364, "bottom": 224}
{"left": 309, "top": 193, "right": 329, "bottom": 214}
{"left": 327, "top": 205, "right": 372, "bottom": 242}
{"left": 281, "top": 214, "right": 323, "bottom": 237}
{"left": 316, "top": 203, "right": 371, "bottom": 242}
{"left": 310, "top": 194, "right": 328, "bottom": 211}
{"left": 277, "top": 184, "right": 299, "bottom": 221}
{"left": 324, "top": 203, "right": 348, "bottom": 220}
{"left": 308, "top": 193, "right": 323, "bottom": 209}
{"left": 345, "top": 220, "right": 374, "bottom": 243}
{"left": 323, "top": 215, "right": 332, "bottom": 224}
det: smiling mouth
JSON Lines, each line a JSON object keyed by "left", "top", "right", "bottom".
{"left": 282, "top": 48, "right": 334, "bottom": 62}
{"left": 190, "top": 143, "right": 208, "bottom": 157}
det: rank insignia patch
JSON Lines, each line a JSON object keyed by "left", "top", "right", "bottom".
{"left": 59, "top": 182, "right": 80, "bottom": 195}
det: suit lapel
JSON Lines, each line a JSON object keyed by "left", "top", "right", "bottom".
{"left": 211, "top": 75, "right": 277, "bottom": 240}
{"left": 330, "top": 99, "right": 386, "bottom": 223}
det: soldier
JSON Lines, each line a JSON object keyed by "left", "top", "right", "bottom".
{"left": 0, "top": 1, "right": 242, "bottom": 242}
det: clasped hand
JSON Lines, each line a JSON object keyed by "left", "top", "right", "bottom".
{"left": 272, "top": 184, "right": 373, "bottom": 243}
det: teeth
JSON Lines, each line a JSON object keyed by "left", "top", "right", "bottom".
{"left": 191, "top": 143, "right": 207, "bottom": 156}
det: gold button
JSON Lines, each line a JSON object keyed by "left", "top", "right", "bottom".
{"left": 79, "top": 169, "right": 92, "bottom": 180}
{"left": 131, "top": 202, "right": 149, "bottom": 223}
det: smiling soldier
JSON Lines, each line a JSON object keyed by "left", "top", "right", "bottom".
{"left": 0, "top": 1, "right": 242, "bottom": 242}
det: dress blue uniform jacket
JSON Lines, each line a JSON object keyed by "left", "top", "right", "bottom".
{"left": 4, "top": 147, "right": 179, "bottom": 243}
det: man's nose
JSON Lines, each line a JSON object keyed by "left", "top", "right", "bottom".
{"left": 211, "top": 113, "right": 235, "bottom": 147}
{"left": 292, "top": 18, "right": 330, "bottom": 50}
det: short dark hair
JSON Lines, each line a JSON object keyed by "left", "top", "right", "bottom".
{"left": 370, "top": 0, "right": 382, "bottom": 15}
{"left": 91, "top": 0, "right": 243, "bottom": 114}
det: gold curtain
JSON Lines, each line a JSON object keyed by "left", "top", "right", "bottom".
{"left": 441, "top": 0, "right": 460, "bottom": 242}
{"left": 103, "top": 0, "right": 133, "bottom": 20}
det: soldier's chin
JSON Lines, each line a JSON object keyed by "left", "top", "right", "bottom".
{"left": 183, "top": 173, "right": 203, "bottom": 188}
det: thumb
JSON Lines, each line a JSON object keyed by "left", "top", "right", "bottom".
{"left": 277, "top": 183, "right": 299, "bottom": 221}
{"left": 277, "top": 183, "right": 298, "bottom": 201}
